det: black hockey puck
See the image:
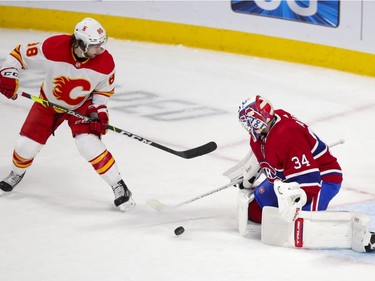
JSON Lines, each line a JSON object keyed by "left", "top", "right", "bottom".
{"left": 174, "top": 226, "right": 185, "bottom": 236}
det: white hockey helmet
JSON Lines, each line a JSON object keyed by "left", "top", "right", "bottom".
{"left": 238, "top": 95, "right": 274, "bottom": 141}
{"left": 74, "top": 18, "right": 107, "bottom": 47}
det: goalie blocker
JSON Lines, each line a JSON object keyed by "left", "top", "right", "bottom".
{"left": 237, "top": 184, "right": 375, "bottom": 253}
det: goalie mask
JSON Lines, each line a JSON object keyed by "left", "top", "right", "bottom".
{"left": 74, "top": 18, "right": 107, "bottom": 57}
{"left": 238, "top": 95, "right": 274, "bottom": 141}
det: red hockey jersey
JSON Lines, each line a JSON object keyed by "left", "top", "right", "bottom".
{"left": 250, "top": 109, "right": 343, "bottom": 200}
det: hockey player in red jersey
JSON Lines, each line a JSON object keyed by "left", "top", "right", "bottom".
{"left": 238, "top": 95, "right": 343, "bottom": 223}
{"left": 234, "top": 95, "right": 374, "bottom": 252}
{"left": 0, "top": 18, "right": 135, "bottom": 211}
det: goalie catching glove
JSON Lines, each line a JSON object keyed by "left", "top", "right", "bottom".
{"left": 274, "top": 180, "right": 307, "bottom": 222}
{"left": 0, "top": 68, "right": 19, "bottom": 100}
{"left": 87, "top": 104, "right": 109, "bottom": 136}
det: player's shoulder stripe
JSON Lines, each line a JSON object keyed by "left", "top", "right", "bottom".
{"left": 42, "top": 34, "right": 75, "bottom": 64}
{"left": 42, "top": 35, "right": 115, "bottom": 74}
{"left": 83, "top": 50, "right": 115, "bottom": 75}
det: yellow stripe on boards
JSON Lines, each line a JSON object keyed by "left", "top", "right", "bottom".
{"left": 1, "top": 6, "right": 375, "bottom": 77}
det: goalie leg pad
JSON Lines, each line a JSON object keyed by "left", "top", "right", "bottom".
{"left": 261, "top": 206, "right": 299, "bottom": 248}
{"left": 237, "top": 189, "right": 260, "bottom": 237}
{"left": 261, "top": 206, "right": 373, "bottom": 252}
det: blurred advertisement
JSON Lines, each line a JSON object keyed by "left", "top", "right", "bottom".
{"left": 231, "top": 0, "right": 340, "bottom": 27}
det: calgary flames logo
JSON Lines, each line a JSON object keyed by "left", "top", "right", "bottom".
{"left": 53, "top": 76, "right": 91, "bottom": 106}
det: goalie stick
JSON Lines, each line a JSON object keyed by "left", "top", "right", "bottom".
{"left": 147, "top": 139, "right": 345, "bottom": 211}
{"left": 21, "top": 92, "right": 217, "bottom": 159}
{"left": 146, "top": 178, "right": 243, "bottom": 211}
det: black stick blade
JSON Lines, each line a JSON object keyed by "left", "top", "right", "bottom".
{"left": 177, "top": 141, "right": 217, "bottom": 159}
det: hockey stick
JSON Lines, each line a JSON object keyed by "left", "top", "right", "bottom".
{"left": 147, "top": 139, "right": 345, "bottom": 211}
{"left": 328, "top": 138, "right": 345, "bottom": 147}
{"left": 146, "top": 178, "right": 243, "bottom": 211}
{"left": 20, "top": 92, "right": 217, "bottom": 159}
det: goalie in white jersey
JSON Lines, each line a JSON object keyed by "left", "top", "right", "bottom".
{"left": 0, "top": 18, "right": 135, "bottom": 211}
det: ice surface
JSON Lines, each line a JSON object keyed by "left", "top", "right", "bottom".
{"left": 0, "top": 29, "right": 374, "bottom": 280}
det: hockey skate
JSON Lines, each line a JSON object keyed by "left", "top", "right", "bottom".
{"left": 365, "top": 232, "right": 375, "bottom": 252}
{"left": 0, "top": 171, "right": 25, "bottom": 193}
{"left": 111, "top": 179, "right": 135, "bottom": 212}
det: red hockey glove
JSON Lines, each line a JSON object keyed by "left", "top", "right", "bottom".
{"left": 87, "top": 104, "right": 109, "bottom": 136}
{"left": 0, "top": 68, "right": 19, "bottom": 100}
